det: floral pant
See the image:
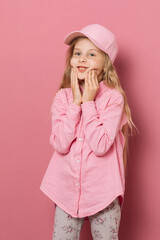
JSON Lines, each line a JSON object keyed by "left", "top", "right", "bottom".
{"left": 52, "top": 197, "right": 121, "bottom": 240}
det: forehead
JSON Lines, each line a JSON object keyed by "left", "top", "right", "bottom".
{"left": 74, "top": 38, "right": 101, "bottom": 52}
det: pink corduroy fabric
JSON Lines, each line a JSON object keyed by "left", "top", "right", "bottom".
{"left": 40, "top": 80, "right": 128, "bottom": 218}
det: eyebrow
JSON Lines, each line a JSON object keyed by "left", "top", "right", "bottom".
{"left": 74, "top": 48, "right": 99, "bottom": 52}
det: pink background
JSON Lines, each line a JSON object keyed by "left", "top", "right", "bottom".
{"left": 0, "top": 0, "right": 160, "bottom": 239}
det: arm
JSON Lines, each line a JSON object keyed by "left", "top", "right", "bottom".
{"left": 81, "top": 91, "right": 125, "bottom": 156}
{"left": 49, "top": 89, "right": 81, "bottom": 154}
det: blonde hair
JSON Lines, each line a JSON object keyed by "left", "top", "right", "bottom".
{"left": 49, "top": 36, "right": 139, "bottom": 177}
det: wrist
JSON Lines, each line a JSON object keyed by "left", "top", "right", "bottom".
{"left": 73, "top": 101, "right": 81, "bottom": 106}
{"left": 82, "top": 100, "right": 94, "bottom": 103}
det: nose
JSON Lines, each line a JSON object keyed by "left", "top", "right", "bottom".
{"left": 79, "top": 55, "right": 87, "bottom": 62}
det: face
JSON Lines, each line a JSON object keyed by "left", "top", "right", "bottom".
{"left": 70, "top": 38, "right": 105, "bottom": 82}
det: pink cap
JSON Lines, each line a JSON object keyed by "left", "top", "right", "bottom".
{"left": 64, "top": 24, "right": 118, "bottom": 63}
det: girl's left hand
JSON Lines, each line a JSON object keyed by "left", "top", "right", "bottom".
{"left": 82, "top": 69, "right": 99, "bottom": 103}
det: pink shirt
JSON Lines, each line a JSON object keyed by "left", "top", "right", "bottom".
{"left": 40, "top": 80, "right": 128, "bottom": 218}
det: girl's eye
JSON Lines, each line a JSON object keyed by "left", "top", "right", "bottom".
{"left": 74, "top": 52, "right": 95, "bottom": 56}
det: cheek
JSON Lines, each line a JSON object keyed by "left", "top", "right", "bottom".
{"left": 90, "top": 64, "right": 102, "bottom": 74}
{"left": 70, "top": 59, "right": 73, "bottom": 67}
{"left": 70, "top": 58, "right": 77, "bottom": 67}
{"left": 90, "top": 61, "right": 101, "bottom": 68}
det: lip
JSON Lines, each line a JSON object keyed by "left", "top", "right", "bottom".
{"left": 77, "top": 66, "right": 88, "bottom": 68}
{"left": 77, "top": 66, "right": 88, "bottom": 73}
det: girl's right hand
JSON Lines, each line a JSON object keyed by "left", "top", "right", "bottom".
{"left": 71, "top": 67, "right": 82, "bottom": 106}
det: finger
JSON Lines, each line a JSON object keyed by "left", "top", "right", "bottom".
{"left": 71, "top": 68, "right": 74, "bottom": 87}
{"left": 90, "top": 70, "right": 95, "bottom": 88}
{"left": 71, "top": 68, "right": 76, "bottom": 88}
{"left": 75, "top": 69, "right": 79, "bottom": 87}
{"left": 73, "top": 68, "right": 80, "bottom": 91}
{"left": 71, "top": 68, "right": 73, "bottom": 87}
{"left": 94, "top": 70, "right": 99, "bottom": 86}
{"left": 92, "top": 70, "right": 98, "bottom": 87}
{"left": 95, "top": 70, "right": 99, "bottom": 85}
{"left": 73, "top": 68, "right": 77, "bottom": 80}
{"left": 88, "top": 70, "right": 92, "bottom": 88}
{"left": 85, "top": 71, "right": 89, "bottom": 89}
{"left": 87, "top": 71, "right": 91, "bottom": 88}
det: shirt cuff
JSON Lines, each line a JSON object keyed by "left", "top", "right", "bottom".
{"left": 66, "top": 102, "right": 82, "bottom": 122}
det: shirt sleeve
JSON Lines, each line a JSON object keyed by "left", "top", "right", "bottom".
{"left": 49, "top": 89, "right": 81, "bottom": 154}
{"left": 81, "top": 91, "right": 126, "bottom": 156}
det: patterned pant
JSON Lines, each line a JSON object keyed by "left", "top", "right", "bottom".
{"left": 52, "top": 197, "right": 121, "bottom": 240}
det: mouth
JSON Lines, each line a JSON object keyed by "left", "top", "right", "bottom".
{"left": 77, "top": 66, "right": 88, "bottom": 73}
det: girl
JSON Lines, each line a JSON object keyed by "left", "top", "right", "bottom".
{"left": 40, "top": 24, "right": 138, "bottom": 240}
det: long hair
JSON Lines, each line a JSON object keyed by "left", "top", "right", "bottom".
{"left": 49, "top": 36, "right": 139, "bottom": 177}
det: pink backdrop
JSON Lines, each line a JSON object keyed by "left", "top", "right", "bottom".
{"left": 1, "top": 0, "right": 160, "bottom": 239}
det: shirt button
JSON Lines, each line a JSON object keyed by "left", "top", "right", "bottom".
{"left": 110, "top": 136, "right": 113, "bottom": 141}
{"left": 76, "top": 160, "right": 80, "bottom": 163}
{"left": 79, "top": 138, "right": 83, "bottom": 141}
{"left": 76, "top": 182, "right": 80, "bottom": 186}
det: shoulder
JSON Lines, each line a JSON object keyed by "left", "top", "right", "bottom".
{"left": 55, "top": 88, "right": 64, "bottom": 98}
{"left": 54, "top": 88, "right": 72, "bottom": 105}
{"left": 54, "top": 88, "right": 66, "bottom": 101}
{"left": 110, "top": 89, "right": 124, "bottom": 103}
{"left": 100, "top": 88, "right": 124, "bottom": 110}
{"left": 102, "top": 87, "right": 124, "bottom": 102}
{"left": 51, "top": 88, "right": 67, "bottom": 111}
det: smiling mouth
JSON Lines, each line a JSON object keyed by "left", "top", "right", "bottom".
{"left": 76, "top": 67, "right": 98, "bottom": 73}
{"left": 77, "top": 67, "right": 88, "bottom": 73}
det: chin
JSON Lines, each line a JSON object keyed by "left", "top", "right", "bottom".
{"left": 77, "top": 73, "right": 87, "bottom": 79}
{"left": 77, "top": 75, "right": 85, "bottom": 80}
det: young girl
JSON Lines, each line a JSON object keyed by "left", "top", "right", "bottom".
{"left": 40, "top": 24, "right": 137, "bottom": 240}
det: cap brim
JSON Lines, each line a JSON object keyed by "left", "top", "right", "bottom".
{"left": 64, "top": 31, "right": 87, "bottom": 45}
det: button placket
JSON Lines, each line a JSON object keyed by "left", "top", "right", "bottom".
{"left": 75, "top": 138, "right": 83, "bottom": 187}
{"left": 74, "top": 120, "right": 85, "bottom": 216}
